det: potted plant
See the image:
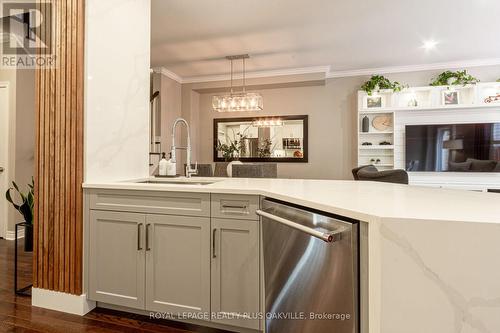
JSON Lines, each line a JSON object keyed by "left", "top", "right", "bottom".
{"left": 5, "top": 178, "right": 34, "bottom": 252}
{"left": 360, "top": 75, "right": 407, "bottom": 95}
{"left": 429, "top": 70, "right": 479, "bottom": 86}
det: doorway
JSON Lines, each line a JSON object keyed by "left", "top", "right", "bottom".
{"left": 0, "top": 82, "right": 9, "bottom": 239}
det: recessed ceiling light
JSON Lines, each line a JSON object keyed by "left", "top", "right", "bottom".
{"left": 422, "top": 40, "right": 438, "bottom": 50}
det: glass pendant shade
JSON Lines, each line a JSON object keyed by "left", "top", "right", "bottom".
{"left": 212, "top": 92, "right": 263, "bottom": 112}
{"left": 213, "top": 54, "right": 263, "bottom": 112}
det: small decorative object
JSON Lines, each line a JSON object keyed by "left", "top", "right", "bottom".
{"left": 484, "top": 93, "right": 500, "bottom": 104}
{"left": 365, "top": 95, "right": 384, "bottom": 108}
{"left": 429, "top": 70, "right": 479, "bottom": 86}
{"left": 372, "top": 115, "right": 393, "bottom": 131}
{"left": 407, "top": 98, "right": 418, "bottom": 107}
{"left": 442, "top": 90, "right": 460, "bottom": 105}
{"left": 362, "top": 116, "right": 370, "bottom": 132}
{"left": 5, "top": 178, "right": 34, "bottom": 252}
{"left": 361, "top": 142, "right": 373, "bottom": 146}
{"left": 360, "top": 75, "right": 407, "bottom": 95}
{"left": 379, "top": 141, "right": 391, "bottom": 145}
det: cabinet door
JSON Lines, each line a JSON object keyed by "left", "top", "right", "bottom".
{"left": 211, "top": 218, "right": 260, "bottom": 330}
{"left": 89, "top": 211, "right": 145, "bottom": 309}
{"left": 145, "top": 214, "right": 210, "bottom": 314}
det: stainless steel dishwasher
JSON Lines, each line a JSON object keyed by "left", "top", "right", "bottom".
{"left": 257, "top": 198, "right": 359, "bottom": 333}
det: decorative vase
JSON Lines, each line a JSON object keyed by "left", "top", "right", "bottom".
{"left": 24, "top": 223, "right": 33, "bottom": 252}
{"left": 362, "top": 116, "right": 370, "bottom": 133}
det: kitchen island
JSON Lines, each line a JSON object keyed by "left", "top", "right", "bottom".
{"left": 83, "top": 178, "right": 500, "bottom": 333}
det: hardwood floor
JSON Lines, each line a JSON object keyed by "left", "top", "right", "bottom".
{"left": 0, "top": 239, "right": 231, "bottom": 333}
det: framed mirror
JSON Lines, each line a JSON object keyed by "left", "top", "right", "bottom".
{"left": 214, "top": 115, "right": 308, "bottom": 162}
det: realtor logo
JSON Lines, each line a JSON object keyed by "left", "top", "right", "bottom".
{"left": 1, "top": 0, "right": 56, "bottom": 68}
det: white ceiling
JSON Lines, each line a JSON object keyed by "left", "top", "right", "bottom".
{"left": 151, "top": 0, "right": 500, "bottom": 80}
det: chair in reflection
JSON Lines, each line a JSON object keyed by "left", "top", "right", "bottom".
{"left": 232, "top": 163, "right": 278, "bottom": 178}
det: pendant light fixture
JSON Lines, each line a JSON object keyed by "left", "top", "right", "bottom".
{"left": 212, "top": 54, "right": 263, "bottom": 112}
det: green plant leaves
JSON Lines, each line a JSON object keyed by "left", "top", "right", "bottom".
{"left": 429, "top": 70, "right": 479, "bottom": 86}
{"left": 361, "top": 75, "right": 407, "bottom": 95}
{"left": 4, "top": 178, "right": 34, "bottom": 224}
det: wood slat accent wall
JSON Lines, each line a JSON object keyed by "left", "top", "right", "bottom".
{"left": 33, "top": 0, "right": 85, "bottom": 295}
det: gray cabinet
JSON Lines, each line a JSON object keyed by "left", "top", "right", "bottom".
{"left": 89, "top": 210, "right": 146, "bottom": 309}
{"left": 86, "top": 189, "right": 262, "bottom": 331}
{"left": 211, "top": 218, "right": 260, "bottom": 330}
{"left": 145, "top": 214, "right": 210, "bottom": 314}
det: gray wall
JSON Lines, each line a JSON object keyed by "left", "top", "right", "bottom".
{"left": 184, "top": 65, "right": 500, "bottom": 180}
{"left": 152, "top": 72, "right": 183, "bottom": 174}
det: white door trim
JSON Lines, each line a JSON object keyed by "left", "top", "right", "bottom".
{"left": 0, "top": 82, "right": 10, "bottom": 239}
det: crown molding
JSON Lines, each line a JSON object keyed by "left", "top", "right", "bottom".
{"left": 151, "top": 65, "right": 331, "bottom": 84}
{"left": 152, "top": 58, "right": 500, "bottom": 85}
{"left": 151, "top": 67, "right": 184, "bottom": 84}
{"left": 182, "top": 65, "right": 330, "bottom": 84}
{"left": 326, "top": 58, "right": 500, "bottom": 78}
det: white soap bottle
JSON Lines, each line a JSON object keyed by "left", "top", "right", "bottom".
{"left": 159, "top": 152, "right": 168, "bottom": 176}
{"left": 166, "top": 153, "right": 176, "bottom": 176}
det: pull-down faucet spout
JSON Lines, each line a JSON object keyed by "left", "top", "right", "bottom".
{"left": 171, "top": 118, "right": 198, "bottom": 178}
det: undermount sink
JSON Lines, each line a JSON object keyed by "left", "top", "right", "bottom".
{"left": 137, "top": 179, "right": 215, "bottom": 186}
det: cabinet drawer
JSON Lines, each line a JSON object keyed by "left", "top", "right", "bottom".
{"left": 89, "top": 189, "right": 210, "bottom": 217}
{"left": 211, "top": 194, "right": 259, "bottom": 220}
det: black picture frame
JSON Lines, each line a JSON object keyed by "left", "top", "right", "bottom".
{"left": 213, "top": 115, "right": 308, "bottom": 163}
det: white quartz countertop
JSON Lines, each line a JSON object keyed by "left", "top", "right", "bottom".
{"left": 83, "top": 177, "right": 500, "bottom": 224}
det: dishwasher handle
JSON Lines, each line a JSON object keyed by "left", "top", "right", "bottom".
{"left": 256, "top": 209, "right": 342, "bottom": 243}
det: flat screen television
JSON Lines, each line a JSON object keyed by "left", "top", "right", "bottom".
{"left": 405, "top": 123, "right": 500, "bottom": 172}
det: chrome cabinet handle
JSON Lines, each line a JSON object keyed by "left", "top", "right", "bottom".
{"left": 146, "top": 224, "right": 151, "bottom": 251}
{"left": 137, "top": 223, "right": 143, "bottom": 250}
{"left": 256, "top": 209, "right": 342, "bottom": 243}
{"left": 212, "top": 228, "right": 217, "bottom": 258}
{"left": 221, "top": 204, "right": 247, "bottom": 210}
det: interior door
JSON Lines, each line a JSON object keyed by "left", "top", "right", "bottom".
{"left": 145, "top": 214, "right": 210, "bottom": 314}
{"left": 0, "top": 84, "right": 9, "bottom": 239}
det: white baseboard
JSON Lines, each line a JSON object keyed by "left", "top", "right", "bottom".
{"left": 5, "top": 229, "right": 25, "bottom": 240}
{"left": 32, "top": 288, "right": 96, "bottom": 315}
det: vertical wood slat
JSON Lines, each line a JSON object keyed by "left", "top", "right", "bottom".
{"left": 33, "top": 0, "right": 85, "bottom": 295}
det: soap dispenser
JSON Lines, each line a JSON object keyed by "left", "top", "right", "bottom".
{"left": 159, "top": 152, "right": 168, "bottom": 176}
{"left": 166, "top": 152, "right": 176, "bottom": 176}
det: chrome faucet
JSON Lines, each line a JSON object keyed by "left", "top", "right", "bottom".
{"left": 171, "top": 117, "right": 198, "bottom": 178}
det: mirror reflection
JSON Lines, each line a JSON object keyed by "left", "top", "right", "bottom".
{"left": 214, "top": 115, "right": 308, "bottom": 162}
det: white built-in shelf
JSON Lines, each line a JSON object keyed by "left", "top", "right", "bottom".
{"left": 358, "top": 82, "right": 500, "bottom": 112}
{"left": 359, "top": 103, "right": 500, "bottom": 113}
{"left": 369, "top": 164, "right": 394, "bottom": 167}
{"left": 359, "top": 145, "right": 394, "bottom": 150}
{"left": 359, "top": 110, "right": 395, "bottom": 114}
{"left": 357, "top": 81, "right": 500, "bottom": 170}
{"left": 359, "top": 131, "right": 393, "bottom": 135}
